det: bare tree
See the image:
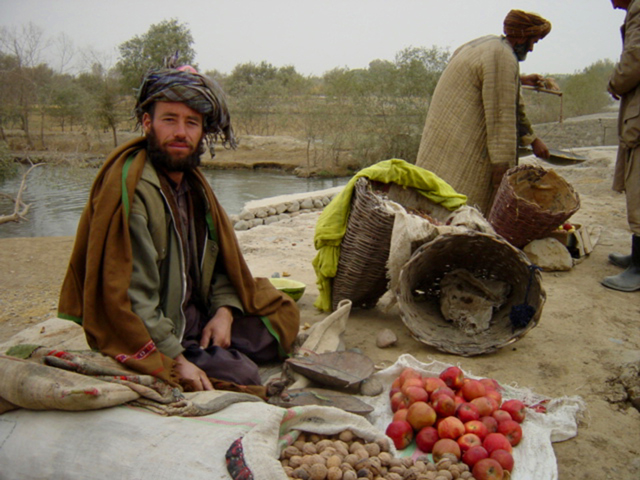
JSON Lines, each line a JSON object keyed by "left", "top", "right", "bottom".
{"left": 0, "top": 161, "right": 42, "bottom": 225}
{"left": 0, "top": 23, "right": 51, "bottom": 148}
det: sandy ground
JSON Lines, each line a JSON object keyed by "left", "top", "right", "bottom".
{"left": 1, "top": 143, "right": 639, "bottom": 479}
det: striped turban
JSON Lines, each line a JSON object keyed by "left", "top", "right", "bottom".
{"left": 135, "top": 67, "right": 237, "bottom": 155}
{"left": 503, "top": 10, "right": 552, "bottom": 40}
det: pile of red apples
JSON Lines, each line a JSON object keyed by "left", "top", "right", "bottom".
{"left": 385, "top": 366, "right": 528, "bottom": 480}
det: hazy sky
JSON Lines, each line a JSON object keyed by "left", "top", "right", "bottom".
{"left": 0, "top": 0, "right": 628, "bottom": 77}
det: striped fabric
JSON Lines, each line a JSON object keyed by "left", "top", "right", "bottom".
{"left": 135, "top": 68, "right": 237, "bottom": 155}
{"left": 415, "top": 35, "right": 520, "bottom": 214}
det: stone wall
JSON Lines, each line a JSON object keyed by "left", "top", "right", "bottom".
{"left": 231, "top": 186, "right": 344, "bottom": 231}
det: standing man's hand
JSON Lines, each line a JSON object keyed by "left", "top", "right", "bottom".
{"left": 520, "top": 74, "right": 544, "bottom": 87}
{"left": 174, "top": 354, "right": 214, "bottom": 391}
{"left": 531, "top": 138, "right": 550, "bottom": 160}
{"left": 200, "top": 306, "right": 234, "bottom": 349}
{"left": 608, "top": 83, "right": 621, "bottom": 101}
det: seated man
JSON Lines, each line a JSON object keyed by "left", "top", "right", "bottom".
{"left": 58, "top": 65, "right": 300, "bottom": 394}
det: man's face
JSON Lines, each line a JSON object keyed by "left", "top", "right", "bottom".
{"left": 611, "top": 0, "right": 631, "bottom": 10}
{"left": 513, "top": 36, "right": 541, "bottom": 61}
{"left": 142, "top": 101, "right": 205, "bottom": 172}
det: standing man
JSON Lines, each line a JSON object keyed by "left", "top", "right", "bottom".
{"left": 415, "top": 10, "right": 552, "bottom": 214}
{"left": 603, "top": 0, "right": 640, "bottom": 292}
{"left": 58, "top": 65, "right": 300, "bottom": 393}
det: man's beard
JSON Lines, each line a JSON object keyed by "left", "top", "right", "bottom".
{"left": 513, "top": 43, "right": 528, "bottom": 61}
{"left": 146, "top": 127, "right": 205, "bottom": 173}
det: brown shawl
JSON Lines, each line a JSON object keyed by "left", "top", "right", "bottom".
{"left": 58, "top": 137, "right": 300, "bottom": 386}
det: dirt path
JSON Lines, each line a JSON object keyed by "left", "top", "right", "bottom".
{"left": 1, "top": 140, "right": 639, "bottom": 479}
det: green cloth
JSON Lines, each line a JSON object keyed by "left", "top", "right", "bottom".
{"left": 312, "top": 158, "right": 467, "bottom": 311}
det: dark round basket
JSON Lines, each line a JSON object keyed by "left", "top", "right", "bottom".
{"left": 396, "top": 231, "right": 545, "bottom": 356}
{"left": 488, "top": 164, "right": 580, "bottom": 248}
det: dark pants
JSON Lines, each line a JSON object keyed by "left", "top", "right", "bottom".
{"left": 181, "top": 314, "right": 279, "bottom": 386}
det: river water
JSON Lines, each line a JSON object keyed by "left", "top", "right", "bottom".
{"left": 0, "top": 165, "right": 348, "bottom": 238}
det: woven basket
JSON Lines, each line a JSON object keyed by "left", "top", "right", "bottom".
{"left": 396, "top": 231, "right": 545, "bottom": 356}
{"left": 332, "top": 178, "right": 450, "bottom": 311}
{"left": 488, "top": 164, "right": 580, "bottom": 248}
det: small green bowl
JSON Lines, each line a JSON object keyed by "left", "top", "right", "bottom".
{"left": 269, "top": 278, "right": 306, "bottom": 302}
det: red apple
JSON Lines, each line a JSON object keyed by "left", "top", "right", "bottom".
{"left": 501, "top": 399, "right": 526, "bottom": 423}
{"left": 399, "top": 367, "right": 422, "bottom": 385}
{"left": 439, "top": 366, "right": 465, "bottom": 390}
{"left": 483, "top": 433, "right": 513, "bottom": 454}
{"left": 497, "top": 419, "right": 523, "bottom": 447}
{"left": 390, "top": 391, "right": 409, "bottom": 412}
{"left": 485, "top": 388, "right": 503, "bottom": 407}
{"left": 432, "top": 438, "right": 461, "bottom": 462}
{"left": 492, "top": 409, "right": 512, "bottom": 424}
{"left": 391, "top": 377, "right": 402, "bottom": 390}
{"left": 461, "top": 379, "right": 486, "bottom": 401}
{"left": 457, "top": 402, "right": 480, "bottom": 422}
{"left": 389, "top": 385, "right": 401, "bottom": 398}
{"left": 457, "top": 433, "right": 482, "bottom": 452}
{"left": 385, "top": 420, "right": 413, "bottom": 450}
{"left": 406, "top": 401, "right": 437, "bottom": 431}
{"left": 415, "top": 426, "right": 439, "bottom": 453}
{"left": 480, "top": 378, "right": 502, "bottom": 392}
{"left": 480, "top": 415, "right": 499, "bottom": 434}
{"left": 465, "top": 420, "right": 489, "bottom": 441}
{"left": 432, "top": 393, "right": 457, "bottom": 418}
{"left": 423, "top": 376, "right": 447, "bottom": 394}
{"left": 471, "top": 396, "right": 496, "bottom": 417}
{"left": 490, "top": 449, "right": 514, "bottom": 473}
{"left": 437, "top": 416, "right": 465, "bottom": 440}
{"left": 392, "top": 408, "right": 408, "bottom": 422}
{"left": 462, "top": 445, "right": 489, "bottom": 468}
{"left": 472, "top": 458, "right": 504, "bottom": 480}
{"left": 432, "top": 385, "right": 456, "bottom": 400}
{"left": 404, "top": 385, "right": 429, "bottom": 405}
{"left": 454, "top": 395, "right": 466, "bottom": 410}
{"left": 401, "top": 377, "right": 425, "bottom": 394}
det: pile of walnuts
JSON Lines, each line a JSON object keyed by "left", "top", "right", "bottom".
{"left": 279, "top": 429, "right": 477, "bottom": 480}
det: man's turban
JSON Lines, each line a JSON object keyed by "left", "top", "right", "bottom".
{"left": 135, "top": 66, "right": 237, "bottom": 154}
{"left": 503, "top": 10, "right": 552, "bottom": 40}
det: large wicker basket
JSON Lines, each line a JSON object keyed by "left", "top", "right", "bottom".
{"left": 488, "top": 164, "right": 580, "bottom": 248}
{"left": 331, "top": 178, "right": 451, "bottom": 311}
{"left": 396, "top": 231, "right": 545, "bottom": 356}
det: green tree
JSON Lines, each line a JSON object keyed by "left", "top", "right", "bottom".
{"left": 77, "top": 63, "right": 125, "bottom": 147}
{"left": 116, "top": 19, "right": 196, "bottom": 91}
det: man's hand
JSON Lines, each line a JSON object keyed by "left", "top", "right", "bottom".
{"left": 608, "top": 83, "right": 620, "bottom": 101}
{"left": 200, "top": 307, "right": 233, "bottom": 349}
{"left": 174, "top": 354, "right": 214, "bottom": 391}
{"left": 520, "top": 74, "right": 544, "bottom": 87}
{"left": 531, "top": 138, "right": 550, "bottom": 160}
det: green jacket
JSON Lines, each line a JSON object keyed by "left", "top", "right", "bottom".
{"left": 128, "top": 161, "right": 243, "bottom": 359}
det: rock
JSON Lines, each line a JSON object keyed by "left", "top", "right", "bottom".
{"left": 249, "top": 218, "right": 264, "bottom": 228}
{"left": 264, "top": 215, "right": 280, "bottom": 225}
{"left": 300, "top": 198, "right": 315, "bottom": 209}
{"left": 238, "top": 209, "right": 255, "bottom": 221}
{"left": 359, "top": 377, "right": 384, "bottom": 396}
{"left": 287, "top": 201, "right": 301, "bottom": 213}
{"left": 275, "top": 203, "right": 289, "bottom": 214}
{"left": 234, "top": 220, "right": 250, "bottom": 231}
{"left": 376, "top": 328, "right": 398, "bottom": 348}
{"left": 322, "top": 196, "right": 332, "bottom": 206}
{"left": 254, "top": 207, "right": 269, "bottom": 218}
{"left": 523, "top": 237, "right": 573, "bottom": 272}
{"left": 313, "top": 198, "right": 324, "bottom": 208}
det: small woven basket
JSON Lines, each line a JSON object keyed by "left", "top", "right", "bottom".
{"left": 396, "top": 231, "right": 545, "bottom": 356}
{"left": 488, "top": 164, "right": 580, "bottom": 248}
{"left": 332, "top": 178, "right": 450, "bottom": 311}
